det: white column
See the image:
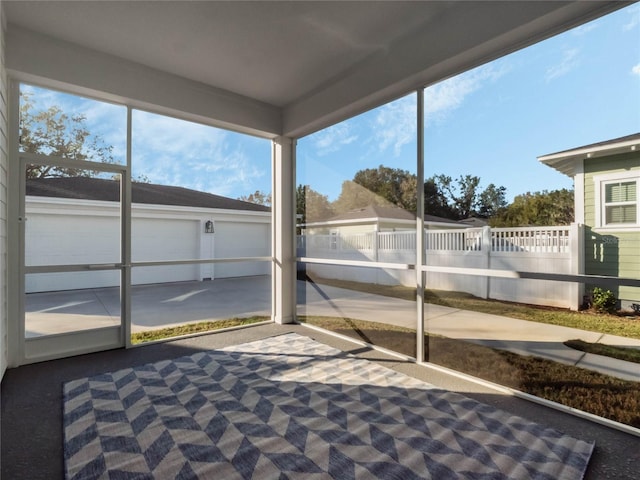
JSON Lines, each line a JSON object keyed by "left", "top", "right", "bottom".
{"left": 482, "top": 225, "right": 492, "bottom": 299}
{"left": 7, "top": 79, "right": 22, "bottom": 367}
{"left": 122, "top": 107, "right": 132, "bottom": 348}
{"left": 272, "top": 136, "right": 296, "bottom": 324}
{"left": 416, "top": 89, "right": 425, "bottom": 362}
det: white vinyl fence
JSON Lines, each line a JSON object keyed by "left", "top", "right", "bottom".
{"left": 298, "top": 224, "right": 583, "bottom": 309}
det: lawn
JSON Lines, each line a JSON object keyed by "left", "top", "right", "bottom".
{"left": 300, "top": 315, "right": 640, "bottom": 428}
{"left": 564, "top": 339, "right": 640, "bottom": 364}
{"left": 131, "top": 316, "right": 270, "bottom": 344}
{"left": 304, "top": 275, "right": 640, "bottom": 339}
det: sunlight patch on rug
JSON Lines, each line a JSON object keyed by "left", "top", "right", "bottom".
{"left": 63, "top": 333, "right": 594, "bottom": 479}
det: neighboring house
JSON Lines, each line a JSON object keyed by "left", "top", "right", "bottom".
{"left": 300, "top": 204, "right": 466, "bottom": 237}
{"left": 25, "top": 177, "right": 271, "bottom": 293}
{"left": 539, "top": 133, "right": 640, "bottom": 308}
{"left": 298, "top": 204, "right": 467, "bottom": 261}
{"left": 298, "top": 204, "right": 494, "bottom": 290}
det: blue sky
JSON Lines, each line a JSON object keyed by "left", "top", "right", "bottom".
{"left": 298, "top": 4, "right": 640, "bottom": 202}
{"left": 22, "top": 4, "right": 639, "bottom": 203}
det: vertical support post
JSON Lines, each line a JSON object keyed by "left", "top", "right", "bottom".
{"left": 122, "top": 106, "right": 132, "bottom": 348}
{"left": 482, "top": 225, "right": 492, "bottom": 299}
{"left": 570, "top": 222, "right": 585, "bottom": 310}
{"left": 416, "top": 89, "right": 426, "bottom": 363}
{"left": 272, "top": 136, "right": 295, "bottom": 324}
{"left": 7, "top": 79, "right": 22, "bottom": 367}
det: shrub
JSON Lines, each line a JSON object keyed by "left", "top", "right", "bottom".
{"left": 591, "top": 287, "right": 617, "bottom": 314}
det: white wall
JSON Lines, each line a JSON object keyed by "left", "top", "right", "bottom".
{"left": 0, "top": 4, "right": 7, "bottom": 380}
{"left": 25, "top": 198, "right": 271, "bottom": 292}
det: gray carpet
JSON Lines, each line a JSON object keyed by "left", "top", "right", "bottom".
{"left": 64, "top": 333, "right": 594, "bottom": 479}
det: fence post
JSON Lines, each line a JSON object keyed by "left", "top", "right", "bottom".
{"left": 373, "top": 230, "right": 379, "bottom": 263}
{"left": 570, "top": 223, "right": 585, "bottom": 310}
{"left": 482, "top": 226, "right": 491, "bottom": 299}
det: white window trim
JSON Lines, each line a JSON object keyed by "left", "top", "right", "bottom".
{"left": 593, "top": 170, "right": 639, "bottom": 230}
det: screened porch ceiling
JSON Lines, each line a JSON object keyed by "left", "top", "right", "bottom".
{"left": 4, "top": 1, "right": 627, "bottom": 138}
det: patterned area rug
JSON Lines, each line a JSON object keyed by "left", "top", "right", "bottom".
{"left": 64, "top": 333, "right": 594, "bottom": 479}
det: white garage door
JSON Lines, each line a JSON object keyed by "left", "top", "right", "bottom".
{"left": 25, "top": 213, "right": 121, "bottom": 293}
{"left": 131, "top": 217, "right": 200, "bottom": 285}
{"left": 214, "top": 221, "right": 270, "bottom": 278}
{"left": 25, "top": 214, "right": 201, "bottom": 292}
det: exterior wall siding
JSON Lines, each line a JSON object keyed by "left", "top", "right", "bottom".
{"left": 583, "top": 152, "right": 640, "bottom": 306}
{"left": 0, "top": 4, "right": 7, "bottom": 379}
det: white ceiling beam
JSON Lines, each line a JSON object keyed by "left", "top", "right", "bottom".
{"left": 6, "top": 26, "right": 282, "bottom": 138}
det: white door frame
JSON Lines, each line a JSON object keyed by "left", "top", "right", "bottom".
{"left": 17, "top": 153, "right": 130, "bottom": 364}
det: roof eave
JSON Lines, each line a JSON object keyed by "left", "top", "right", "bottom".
{"left": 538, "top": 139, "right": 640, "bottom": 178}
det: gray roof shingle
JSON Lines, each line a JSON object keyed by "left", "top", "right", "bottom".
{"left": 26, "top": 177, "right": 270, "bottom": 212}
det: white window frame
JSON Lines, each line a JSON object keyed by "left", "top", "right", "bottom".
{"left": 593, "top": 171, "right": 640, "bottom": 230}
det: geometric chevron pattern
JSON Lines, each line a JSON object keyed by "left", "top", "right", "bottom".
{"left": 64, "top": 333, "right": 594, "bottom": 479}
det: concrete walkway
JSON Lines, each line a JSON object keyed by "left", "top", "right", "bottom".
{"left": 299, "top": 280, "right": 640, "bottom": 382}
{"left": 25, "top": 276, "right": 640, "bottom": 382}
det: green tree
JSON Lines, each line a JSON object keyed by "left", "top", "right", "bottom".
{"left": 447, "top": 174, "right": 480, "bottom": 218}
{"left": 332, "top": 180, "right": 395, "bottom": 214}
{"left": 296, "top": 185, "right": 334, "bottom": 224}
{"left": 476, "top": 183, "right": 508, "bottom": 218}
{"left": 424, "top": 177, "right": 457, "bottom": 218}
{"left": 352, "top": 165, "right": 417, "bottom": 213}
{"left": 20, "top": 92, "right": 115, "bottom": 178}
{"left": 425, "top": 174, "right": 507, "bottom": 220}
{"left": 490, "top": 189, "right": 574, "bottom": 227}
{"left": 238, "top": 190, "right": 271, "bottom": 206}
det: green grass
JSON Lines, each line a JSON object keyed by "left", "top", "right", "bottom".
{"left": 564, "top": 339, "right": 640, "bottom": 364}
{"left": 304, "top": 275, "right": 640, "bottom": 339}
{"left": 131, "top": 316, "right": 270, "bottom": 344}
{"left": 300, "top": 315, "right": 640, "bottom": 428}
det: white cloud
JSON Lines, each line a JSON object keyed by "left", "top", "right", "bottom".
{"left": 369, "top": 62, "right": 511, "bottom": 149}
{"left": 311, "top": 122, "right": 358, "bottom": 155}
{"left": 368, "top": 62, "right": 510, "bottom": 156}
{"left": 623, "top": 5, "right": 640, "bottom": 31}
{"left": 132, "top": 111, "right": 267, "bottom": 197}
{"left": 374, "top": 94, "right": 416, "bottom": 156}
{"left": 571, "top": 23, "right": 597, "bottom": 36}
{"left": 632, "top": 64, "right": 640, "bottom": 76}
{"left": 20, "top": 85, "right": 270, "bottom": 198}
{"left": 545, "top": 48, "right": 580, "bottom": 82}
{"left": 21, "top": 85, "right": 129, "bottom": 163}
{"left": 425, "top": 61, "right": 510, "bottom": 126}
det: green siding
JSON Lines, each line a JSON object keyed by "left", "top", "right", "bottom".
{"left": 583, "top": 152, "right": 640, "bottom": 227}
{"left": 583, "top": 152, "right": 640, "bottom": 305}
